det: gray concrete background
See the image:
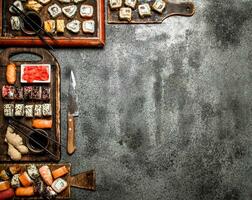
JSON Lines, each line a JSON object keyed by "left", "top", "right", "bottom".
{"left": 2, "top": 0, "right": 252, "bottom": 199}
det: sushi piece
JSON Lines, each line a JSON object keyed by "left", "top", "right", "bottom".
{"left": 27, "top": 164, "right": 40, "bottom": 179}
{"left": 34, "top": 178, "right": 44, "bottom": 195}
{"left": 62, "top": 5, "right": 77, "bottom": 18}
{"left": 19, "top": 172, "right": 33, "bottom": 187}
{"left": 66, "top": 20, "right": 81, "bottom": 33}
{"left": 0, "top": 170, "right": 11, "bottom": 181}
{"left": 38, "top": 0, "right": 51, "bottom": 5}
{"left": 25, "top": 104, "right": 34, "bottom": 118}
{"left": 0, "top": 188, "right": 15, "bottom": 199}
{"left": 44, "top": 20, "right": 56, "bottom": 34}
{"left": 56, "top": 20, "right": 65, "bottom": 33}
{"left": 82, "top": 20, "right": 95, "bottom": 33}
{"left": 15, "top": 104, "right": 24, "bottom": 117}
{"left": 32, "top": 86, "right": 42, "bottom": 100}
{"left": 11, "top": 174, "right": 20, "bottom": 189}
{"left": 138, "top": 3, "right": 151, "bottom": 18}
{"left": 39, "top": 166, "right": 53, "bottom": 186}
{"left": 48, "top": 4, "right": 62, "bottom": 18}
{"left": 4, "top": 104, "right": 14, "bottom": 117}
{"left": 34, "top": 104, "right": 42, "bottom": 117}
{"left": 41, "top": 186, "right": 57, "bottom": 200}
{"left": 42, "top": 104, "right": 52, "bottom": 116}
{"left": 25, "top": 0, "right": 43, "bottom": 12}
{"left": 32, "top": 119, "right": 52, "bottom": 129}
{"left": 10, "top": 16, "right": 21, "bottom": 31}
{"left": 15, "top": 86, "right": 24, "bottom": 100}
{"left": 124, "top": 0, "right": 137, "bottom": 9}
{"left": 2, "top": 85, "right": 15, "bottom": 100}
{"left": 80, "top": 5, "right": 94, "bottom": 18}
{"left": 52, "top": 166, "right": 69, "bottom": 179}
{"left": 9, "top": 1, "right": 24, "bottom": 13}
{"left": 9, "top": 165, "right": 21, "bottom": 175}
{"left": 24, "top": 86, "right": 33, "bottom": 100}
{"left": 15, "top": 186, "right": 34, "bottom": 196}
{"left": 119, "top": 7, "right": 132, "bottom": 21}
{"left": 0, "top": 181, "right": 10, "bottom": 192}
{"left": 42, "top": 87, "right": 50, "bottom": 101}
{"left": 109, "top": 0, "right": 122, "bottom": 10}
{"left": 152, "top": 0, "right": 166, "bottom": 13}
{"left": 51, "top": 178, "right": 68, "bottom": 193}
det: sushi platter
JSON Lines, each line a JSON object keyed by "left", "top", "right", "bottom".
{"left": 0, "top": 0, "right": 105, "bottom": 47}
{"left": 108, "top": 0, "right": 195, "bottom": 24}
{"left": 0, "top": 163, "right": 96, "bottom": 199}
{"left": 0, "top": 47, "right": 61, "bottom": 162}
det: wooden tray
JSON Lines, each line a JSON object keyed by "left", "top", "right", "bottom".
{"left": 108, "top": 0, "right": 195, "bottom": 24}
{"left": 0, "top": 48, "right": 61, "bottom": 162}
{"left": 0, "top": 0, "right": 105, "bottom": 47}
{"left": 0, "top": 163, "right": 96, "bottom": 199}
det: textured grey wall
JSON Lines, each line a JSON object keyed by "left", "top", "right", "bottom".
{"left": 2, "top": 0, "right": 252, "bottom": 199}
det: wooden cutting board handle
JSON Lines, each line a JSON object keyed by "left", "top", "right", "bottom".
{"left": 69, "top": 170, "right": 96, "bottom": 191}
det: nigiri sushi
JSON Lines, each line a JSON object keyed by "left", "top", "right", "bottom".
{"left": 19, "top": 172, "right": 33, "bottom": 187}
{"left": 39, "top": 166, "right": 53, "bottom": 186}
{"left": 52, "top": 166, "right": 69, "bottom": 179}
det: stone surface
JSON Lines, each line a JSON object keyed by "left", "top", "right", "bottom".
{"left": 1, "top": 0, "right": 252, "bottom": 199}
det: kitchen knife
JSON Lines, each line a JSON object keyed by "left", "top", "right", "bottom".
{"left": 67, "top": 70, "right": 79, "bottom": 155}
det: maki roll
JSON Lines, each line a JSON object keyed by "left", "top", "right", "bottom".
{"left": 24, "top": 86, "right": 33, "bottom": 100}
{"left": 15, "top": 104, "right": 24, "bottom": 117}
{"left": 62, "top": 5, "right": 77, "bottom": 18}
{"left": 42, "top": 186, "right": 57, "bottom": 200}
{"left": 25, "top": 104, "right": 34, "bottom": 118}
{"left": 11, "top": 174, "right": 20, "bottom": 189}
{"left": 48, "top": 4, "right": 62, "bottom": 18}
{"left": 32, "top": 86, "right": 42, "bottom": 100}
{"left": 11, "top": 16, "right": 21, "bottom": 31}
{"left": 9, "top": 0, "right": 24, "bottom": 13}
{"left": 27, "top": 164, "right": 40, "bottom": 179}
{"left": 82, "top": 20, "right": 95, "bottom": 33}
{"left": 42, "top": 87, "right": 51, "bottom": 101}
{"left": 15, "top": 86, "right": 24, "bottom": 100}
{"left": 42, "top": 104, "right": 52, "bottom": 116}
{"left": 34, "top": 104, "right": 42, "bottom": 117}
{"left": 4, "top": 104, "right": 14, "bottom": 117}
{"left": 51, "top": 178, "right": 68, "bottom": 193}
{"left": 80, "top": 5, "right": 94, "bottom": 18}
{"left": 2, "top": 85, "right": 15, "bottom": 100}
{"left": 66, "top": 20, "right": 81, "bottom": 33}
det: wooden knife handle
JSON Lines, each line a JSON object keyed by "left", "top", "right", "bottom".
{"left": 67, "top": 113, "right": 76, "bottom": 155}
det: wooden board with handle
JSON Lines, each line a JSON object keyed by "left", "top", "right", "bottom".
{"left": 0, "top": 48, "right": 61, "bottom": 162}
{"left": 0, "top": 163, "right": 96, "bottom": 199}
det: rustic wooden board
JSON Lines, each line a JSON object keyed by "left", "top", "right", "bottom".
{"left": 0, "top": 163, "right": 96, "bottom": 199}
{"left": 0, "top": 0, "right": 105, "bottom": 47}
{"left": 108, "top": 0, "right": 195, "bottom": 24}
{"left": 0, "top": 48, "right": 61, "bottom": 162}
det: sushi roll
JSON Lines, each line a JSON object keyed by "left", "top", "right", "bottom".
{"left": 42, "top": 104, "right": 52, "bottom": 116}
{"left": 15, "top": 104, "right": 24, "bottom": 117}
{"left": 41, "top": 186, "right": 57, "bottom": 200}
{"left": 34, "top": 104, "right": 42, "bottom": 117}
{"left": 32, "top": 86, "right": 42, "bottom": 100}
{"left": 4, "top": 104, "right": 14, "bottom": 117}
{"left": 119, "top": 7, "right": 132, "bottom": 22}
{"left": 66, "top": 20, "right": 81, "bottom": 33}
{"left": 11, "top": 174, "right": 20, "bottom": 189}
{"left": 56, "top": 20, "right": 65, "bottom": 33}
{"left": 9, "top": 165, "right": 21, "bottom": 175}
{"left": 109, "top": 0, "right": 122, "bottom": 10}
{"left": 25, "top": 104, "right": 34, "bottom": 118}
{"left": 48, "top": 4, "right": 62, "bottom": 18}
{"left": 19, "top": 172, "right": 33, "bottom": 187}
{"left": 39, "top": 166, "right": 53, "bottom": 186}
{"left": 0, "top": 170, "right": 11, "bottom": 181}
{"left": 152, "top": 0, "right": 166, "bottom": 13}
{"left": 82, "top": 20, "right": 95, "bottom": 34}
{"left": 124, "top": 0, "right": 137, "bottom": 9}
{"left": 24, "top": 86, "right": 33, "bottom": 100}
{"left": 51, "top": 178, "right": 68, "bottom": 193}
{"left": 34, "top": 178, "right": 44, "bottom": 195}
{"left": 15, "top": 86, "right": 24, "bottom": 100}
{"left": 62, "top": 5, "right": 77, "bottom": 18}
{"left": 9, "top": 0, "right": 24, "bottom": 13}
{"left": 138, "top": 4, "right": 151, "bottom": 18}
{"left": 11, "top": 16, "right": 21, "bottom": 31}
{"left": 44, "top": 20, "right": 56, "bottom": 34}
{"left": 2, "top": 85, "right": 15, "bottom": 100}
{"left": 80, "top": 5, "right": 94, "bottom": 18}
{"left": 27, "top": 164, "right": 40, "bottom": 179}
{"left": 42, "top": 87, "right": 51, "bottom": 101}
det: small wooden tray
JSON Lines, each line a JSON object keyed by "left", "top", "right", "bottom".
{"left": 0, "top": 163, "right": 96, "bottom": 199}
{"left": 0, "top": 48, "right": 61, "bottom": 162}
{"left": 0, "top": 0, "right": 105, "bottom": 47}
{"left": 108, "top": 0, "right": 195, "bottom": 24}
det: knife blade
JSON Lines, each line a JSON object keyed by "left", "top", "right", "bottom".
{"left": 67, "top": 70, "right": 79, "bottom": 155}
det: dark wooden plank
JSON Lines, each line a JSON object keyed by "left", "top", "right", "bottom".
{"left": 0, "top": 48, "right": 61, "bottom": 162}
{"left": 0, "top": 0, "right": 105, "bottom": 47}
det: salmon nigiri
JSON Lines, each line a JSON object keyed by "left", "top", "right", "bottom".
{"left": 39, "top": 166, "right": 53, "bottom": 186}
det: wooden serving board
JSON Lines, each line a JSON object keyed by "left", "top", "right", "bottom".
{"left": 0, "top": 0, "right": 105, "bottom": 47}
{"left": 108, "top": 0, "right": 195, "bottom": 24}
{"left": 0, "top": 48, "right": 61, "bottom": 162}
{"left": 0, "top": 163, "right": 96, "bottom": 199}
